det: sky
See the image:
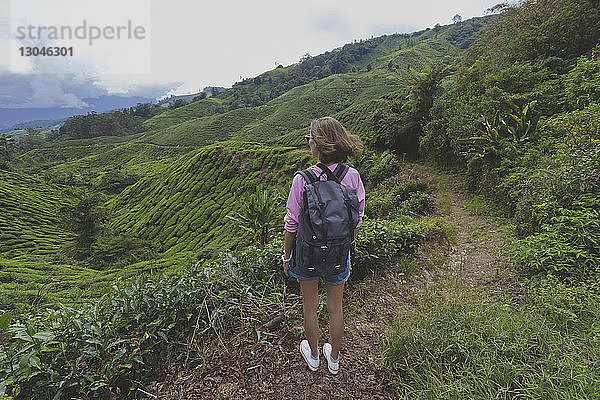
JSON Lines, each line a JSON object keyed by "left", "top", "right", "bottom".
{"left": 0, "top": 0, "right": 501, "bottom": 109}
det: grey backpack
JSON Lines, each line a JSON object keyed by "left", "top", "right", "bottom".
{"left": 292, "top": 162, "right": 360, "bottom": 279}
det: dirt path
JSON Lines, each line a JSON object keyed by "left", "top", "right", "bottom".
{"left": 145, "top": 161, "right": 516, "bottom": 400}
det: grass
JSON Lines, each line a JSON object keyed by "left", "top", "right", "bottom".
{"left": 464, "top": 194, "right": 508, "bottom": 219}
{"left": 466, "top": 223, "right": 490, "bottom": 248}
{"left": 381, "top": 274, "right": 600, "bottom": 399}
{"left": 429, "top": 169, "right": 453, "bottom": 216}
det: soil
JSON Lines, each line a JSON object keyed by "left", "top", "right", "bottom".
{"left": 140, "top": 161, "right": 521, "bottom": 400}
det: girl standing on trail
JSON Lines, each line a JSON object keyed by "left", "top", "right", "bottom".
{"left": 282, "top": 116, "right": 365, "bottom": 374}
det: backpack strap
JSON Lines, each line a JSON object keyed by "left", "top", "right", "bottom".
{"left": 316, "top": 162, "right": 342, "bottom": 184}
{"left": 295, "top": 169, "right": 318, "bottom": 185}
{"left": 333, "top": 163, "right": 350, "bottom": 182}
{"left": 339, "top": 184, "right": 355, "bottom": 237}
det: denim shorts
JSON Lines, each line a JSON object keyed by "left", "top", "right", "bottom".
{"left": 288, "top": 249, "right": 351, "bottom": 285}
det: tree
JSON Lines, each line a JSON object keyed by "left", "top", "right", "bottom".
{"left": 407, "top": 64, "right": 446, "bottom": 127}
{"left": 19, "top": 129, "right": 48, "bottom": 152}
{"left": 227, "top": 184, "right": 282, "bottom": 246}
{"left": 59, "top": 189, "right": 108, "bottom": 260}
{"left": 170, "top": 99, "right": 187, "bottom": 109}
{"left": 433, "top": 23, "right": 442, "bottom": 38}
{"left": 453, "top": 14, "right": 462, "bottom": 24}
{"left": 0, "top": 134, "right": 16, "bottom": 170}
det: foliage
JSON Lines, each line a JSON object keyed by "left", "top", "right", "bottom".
{"left": 0, "top": 171, "right": 74, "bottom": 258}
{"left": 527, "top": 274, "right": 600, "bottom": 330}
{"left": 89, "top": 232, "right": 159, "bottom": 270}
{"left": 510, "top": 193, "right": 600, "bottom": 278}
{"left": 353, "top": 216, "right": 423, "bottom": 280}
{"left": 367, "top": 65, "right": 445, "bottom": 156}
{"left": 562, "top": 45, "right": 600, "bottom": 109}
{"left": 227, "top": 184, "right": 282, "bottom": 246}
{"left": 108, "top": 142, "right": 313, "bottom": 254}
{"left": 58, "top": 111, "right": 146, "bottom": 140}
{"left": 0, "top": 206, "right": 433, "bottom": 398}
{"left": 466, "top": 0, "right": 600, "bottom": 67}
{"left": 367, "top": 150, "right": 400, "bottom": 184}
{"left": 0, "top": 239, "right": 293, "bottom": 399}
{"left": 366, "top": 179, "right": 429, "bottom": 218}
{"left": 400, "top": 192, "right": 435, "bottom": 217}
{"left": 412, "top": 216, "right": 458, "bottom": 245}
{"left": 58, "top": 189, "right": 109, "bottom": 261}
{"left": 457, "top": 99, "right": 540, "bottom": 192}
{"left": 0, "top": 134, "right": 16, "bottom": 170}
{"left": 347, "top": 148, "right": 375, "bottom": 179}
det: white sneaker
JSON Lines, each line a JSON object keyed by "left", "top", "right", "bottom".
{"left": 299, "top": 339, "right": 319, "bottom": 371}
{"left": 323, "top": 343, "right": 340, "bottom": 374}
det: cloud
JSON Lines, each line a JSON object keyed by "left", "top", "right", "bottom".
{"left": 310, "top": 12, "right": 354, "bottom": 37}
{"left": 0, "top": 0, "right": 502, "bottom": 109}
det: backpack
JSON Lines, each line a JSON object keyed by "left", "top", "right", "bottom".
{"left": 292, "top": 162, "right": 360, "bottom": 279}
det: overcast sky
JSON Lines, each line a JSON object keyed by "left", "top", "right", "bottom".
{"left": 0, "top": 0, "right": 501, "bottom": 108}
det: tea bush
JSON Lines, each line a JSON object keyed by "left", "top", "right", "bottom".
{"left": 366, "top": 180, "right": 429, "bottom": 218}
{"left": 368, "top": 150, "right": 400, "bottom": 184}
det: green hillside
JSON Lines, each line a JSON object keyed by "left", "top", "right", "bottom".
{"left": 142, "top": 97, "right": 228, "bottom": 132}
{"left": 0, "top": 171, "right": 73, "bottom": 258}
{"left": 0, "top": 16, "right": 495, "bottom": 311}
{"left": 3, "top": 2, "right": 600, "bottom": 399}
{"left": 19, "top": 143, "right": 195, "bottom": 192}
{"left": 108, "top": 141, "right": 313, "bottom": 256}
{"left": 141, "top": 70, "right": 406, "bottom": 146}
{"left": 140, "top": 17, "right": 492, "bottom": 144}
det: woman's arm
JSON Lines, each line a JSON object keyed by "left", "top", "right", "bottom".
{"left": 282, "top": 230, "right": 297, "bottom": 277}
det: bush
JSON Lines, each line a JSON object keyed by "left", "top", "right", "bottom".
{"left": 527, "top": 274, "right": 600, "bottom": 330}
{"left": 0, "top": 240, "right": 291, "bottom": 399}
{"left": 368, "top": 150, "right": 400, "bottom": 184}
{"left": 401, "top": 192, "right": 435, "bottom": 216}
{"left": 413, "top": 216, "right": 458, "bottom": 245}
{"left": 510, "top": 193, "right": 600, "bottom": 278}
{"left": 366, "top": 180, "right": 429, "bottom": 219}
{"left": 353, "top": 216, "right": 423, "bottom": 280}
{"left": 0, "top": 215, "right": 428, "bottom": 398}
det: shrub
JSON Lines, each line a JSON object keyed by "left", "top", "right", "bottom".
{"left": 401, "top": 192, "right": 435, "bottom": 216}
{"left": 366, "top": 180, "right": 429, "bottom": 219}
{"left": 0, "top": 240, "right": 292, "bottom": 399}
{"left": 510, "top": 194, "right": 600, "bottom": 278}
{"left": 368, "top": 150, "right": 400, "bottom": 184}
{"left": 413, "top": 216, "right": 458, "bottom": 245}
{"left": 353, "top": 216, "right": 423, "bottom": 280}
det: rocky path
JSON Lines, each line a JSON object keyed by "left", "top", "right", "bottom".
{"left": 144, "top": 161, "right": 516, "bottom": 400}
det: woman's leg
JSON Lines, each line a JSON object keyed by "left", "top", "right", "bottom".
{"left": 299, "top": 279, "right": 320, "bottom": 358}
{"left": 325, "top": 282, "right": 345, "bottom": 359}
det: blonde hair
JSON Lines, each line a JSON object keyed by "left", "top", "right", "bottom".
{"left": 310, "top": 117, "right": 363, "bottom": 163}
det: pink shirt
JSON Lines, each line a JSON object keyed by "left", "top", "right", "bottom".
{"left": 284, "top": 162, "right": 365, "bottom": 233}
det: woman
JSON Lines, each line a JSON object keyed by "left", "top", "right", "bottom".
{"left": 282, "top": 116, "right": 365, "bottom": 374}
